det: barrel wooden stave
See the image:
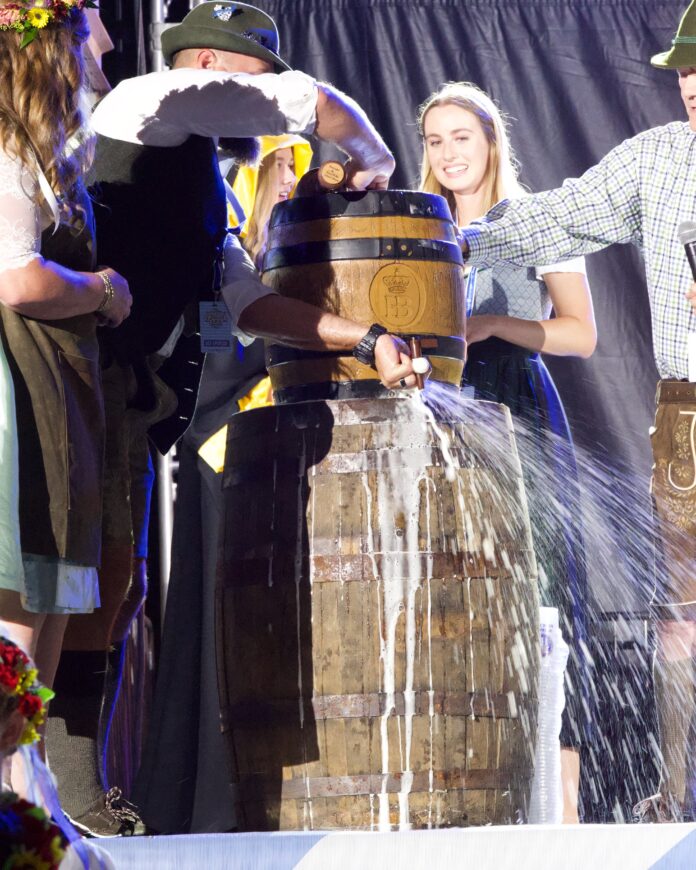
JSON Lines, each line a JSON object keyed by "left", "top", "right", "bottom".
{"left": 217, "top": 398, "right": 539, "bottom": 831}
{"left": 262, "top": 260, "right": 464, "bottom": 334}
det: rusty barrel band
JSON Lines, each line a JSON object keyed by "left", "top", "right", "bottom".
{"left": 262, "top": 237, "right": 464, "bottom": 271}
{"left": 224, "top": 690, "right": 520, "bottom": 727}
{"left": 273, "top": 380, "right": 393, "bottom": 404}
{"left": 269, "top": 189, "right": 454, "bottom": 226}
{"left": 217, "top": 551, "right": 533, "bottom": 587}
{"left": 240, "top": 770, "right": 520, "bottom": 800}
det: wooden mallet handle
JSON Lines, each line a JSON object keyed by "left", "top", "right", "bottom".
{"left": 410, "top": 337, "right": 425, "bottom": 390}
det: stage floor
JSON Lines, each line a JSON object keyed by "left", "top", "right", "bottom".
{"left": 98, "top": 823, "right": 696, "bottom": 869}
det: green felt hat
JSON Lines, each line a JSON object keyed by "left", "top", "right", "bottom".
{"left": 161, "top": 1, "right": 291, "bottom": 72}
{"left": 652, "top": 1, "right": 696, "bottom": 69}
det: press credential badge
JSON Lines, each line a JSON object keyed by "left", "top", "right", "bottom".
{"left": 200, "top": 300, "right": 233, "bottom": 352}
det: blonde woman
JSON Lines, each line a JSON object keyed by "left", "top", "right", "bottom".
{"left": 419, "top": 82, "right": 596, "bottom": 823}
{"left": 234, "top": 133, "right": 312, "bottom": 268}
{"left": 211, "top": 133, "right": 314, "bottom": 419}
{"left": 0, "top": 2, "right": 130, "bottom": 702}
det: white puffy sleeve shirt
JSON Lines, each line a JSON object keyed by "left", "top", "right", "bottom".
{"left": 91, "top": 69, "right": 319, "bottom": 340}
{"left": 0, "top": 150, "right": 42, "bottom": 275}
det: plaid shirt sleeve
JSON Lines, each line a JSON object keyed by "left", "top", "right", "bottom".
{"left": 463, "top": 137, "right": 643, "bottom": 267}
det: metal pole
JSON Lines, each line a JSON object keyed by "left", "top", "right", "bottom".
{"left": 148, "top": 0, "right": 168, "bottom": 71}
{"left": 157, "top": 449, "right": 177, "bottom": 626}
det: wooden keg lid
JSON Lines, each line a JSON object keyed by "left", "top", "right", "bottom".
{"left": 318, "top": 160, "right": 347, "bottom": 190}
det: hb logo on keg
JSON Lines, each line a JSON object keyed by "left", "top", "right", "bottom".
{"left": 369, "top": 264, "right": 424, "bottom": 328}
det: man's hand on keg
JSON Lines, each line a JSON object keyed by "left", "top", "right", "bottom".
{"left": 313, "top": 84, "right": 395, "bottom": 191}
{"left": 344, "top": 155, "right": 395, "bottom": 191}
{"left": 374, "top": 334, "right": 427, "bottom": 389}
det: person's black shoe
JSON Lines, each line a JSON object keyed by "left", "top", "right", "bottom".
{"left": 69, "top": 787, "right": 145, "bottom": 838}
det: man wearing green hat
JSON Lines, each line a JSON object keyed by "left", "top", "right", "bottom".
{"left": 459, "top": 1, "right": 696, "bottom": 823}
{"left": 46, "top": 1, "right": 423, "bottom": 836}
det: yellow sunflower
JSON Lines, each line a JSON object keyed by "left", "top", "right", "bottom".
{"left": 25, "top": 8, "right": 52, "bottom": 29}
{"left": 7, "top": 848, "right": 51, "bottom": 870}
{"left": 49, "top": 835, "right": 67, "bottom": 864}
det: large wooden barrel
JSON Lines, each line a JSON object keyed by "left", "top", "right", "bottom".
{"left": 216, "top": 397, "right": 539, "bottom": 831}
{"left": 261, "top": 190, "right": 466, "bottom": 404}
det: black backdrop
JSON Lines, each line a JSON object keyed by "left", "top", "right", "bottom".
{"left": 105, "top": 0, "right": 692, "bottom": 826}
{"left": 99, "top": 0, "right": 689, "bottom": 608}
{"left": 237, "top": 0, "right": 688, "bottom": 616}
{"left": 242, "top": 0, "right": 688, "bottom": 819}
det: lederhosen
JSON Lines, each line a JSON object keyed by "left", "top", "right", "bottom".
{"left": 650, "top": 379, "right": 696, "bottom": 613}
{"left": 0, "top": 200, "right": 104, "bottom": 568}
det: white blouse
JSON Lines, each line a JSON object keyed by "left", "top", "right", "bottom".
{"left": 0, "top": 149, "right": 43, "bottom": 275}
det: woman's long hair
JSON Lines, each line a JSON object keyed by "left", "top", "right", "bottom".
{"left": 417, "top": 82, "right": 526, "bottom": 218}
{"left": 0, "top": 9, "right": 93, "bottom": 222}
{"left": 245, "top": 152, "right": 285, "bottom": 269}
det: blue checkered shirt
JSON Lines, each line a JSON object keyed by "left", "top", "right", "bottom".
{"left": 463, "top": 121, "right": 696, "bottom": 380}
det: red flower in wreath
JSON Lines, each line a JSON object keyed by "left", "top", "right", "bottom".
{"left": 0, "top": 794, "right": 67, "bottom": 869}
{"left": 18, "top": 693, "right": 43, "bottom": 718}
{"left": 0, "top": 663, "right": 20, "bottom": 691}
{"left": 0, "top": 644, "right": 24, "bottom": 669}
{"left": 0, "top": 638, "right": 54, "bottom": 746}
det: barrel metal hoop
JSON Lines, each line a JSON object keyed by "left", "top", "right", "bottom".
{"left": 226, "top": 690, "right": 517, "bottom": 725}
{"left": 217, "top": 551, "right": 534, "bottom": 586}
{"left": 266, "top": 335, "right": 466, "bottom": 366}
{"left": 269, "top": 189, "right": 454, "bottom": 227}
{"left": 262, "top": 237, "right": 464, "bottom": 271}
{"left": 270, "top": 371, "right": 466, "bottom": 406}
{"left": 272, "top": 379, "right": 389, "bottom": 405}
{"left": 238, "top": 769, "right": 517, "bottom": 800}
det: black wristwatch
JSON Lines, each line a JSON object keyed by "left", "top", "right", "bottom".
{"left": 352, "top": 323, "right": 388, "bottom": 368}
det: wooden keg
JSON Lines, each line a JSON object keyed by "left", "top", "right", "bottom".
{"left": 216, "top": 397, "right": 539, "bottom": 831}
{"left": 261, "top": 190, "right": 466, "bottom": 404}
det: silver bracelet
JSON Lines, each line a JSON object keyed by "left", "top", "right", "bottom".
{"left": 95, "top": 270, "right": 114, "bottom": 314}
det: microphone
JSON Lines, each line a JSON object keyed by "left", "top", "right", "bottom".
{"left": 677, "top": 220, "right": 696, "bottom": 278}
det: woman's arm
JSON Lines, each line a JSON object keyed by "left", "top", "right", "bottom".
{"left": 0, "top": 259, "right": 131, "bottom": 325}
{"left": 467, "top": 270, "right": 597, "bottom": 358}
{"left": 0, "top": 151, "right": 131, "bottom": 325}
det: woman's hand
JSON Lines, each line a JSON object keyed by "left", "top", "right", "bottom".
{"left": 96, "top": 268, "right": 132, "bottom": 327}
{"left": 466, "top": 314, "right": 496, "bottom": 345}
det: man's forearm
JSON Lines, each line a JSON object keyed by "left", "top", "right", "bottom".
{"left": 461, "top": 140, "right": 641, "bottom": 268}
{"left": 237, "top": 294, "right": 366, "bottom": 351}
{"left": 314, "top": 83, "right": 393, "bottom": 173}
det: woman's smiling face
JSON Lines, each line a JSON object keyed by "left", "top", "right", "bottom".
{"left": 423, "top": 103, "right": 490, "bottom": 197}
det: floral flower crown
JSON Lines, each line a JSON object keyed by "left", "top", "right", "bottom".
{"left": 0, "top": 638, "right": 54, "bottom": 746}
{"left": 0, "top": 0, "right": 96, "bottom": 49}
{"left": 0, "top": 792, "right": 67, "bottom": 868}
